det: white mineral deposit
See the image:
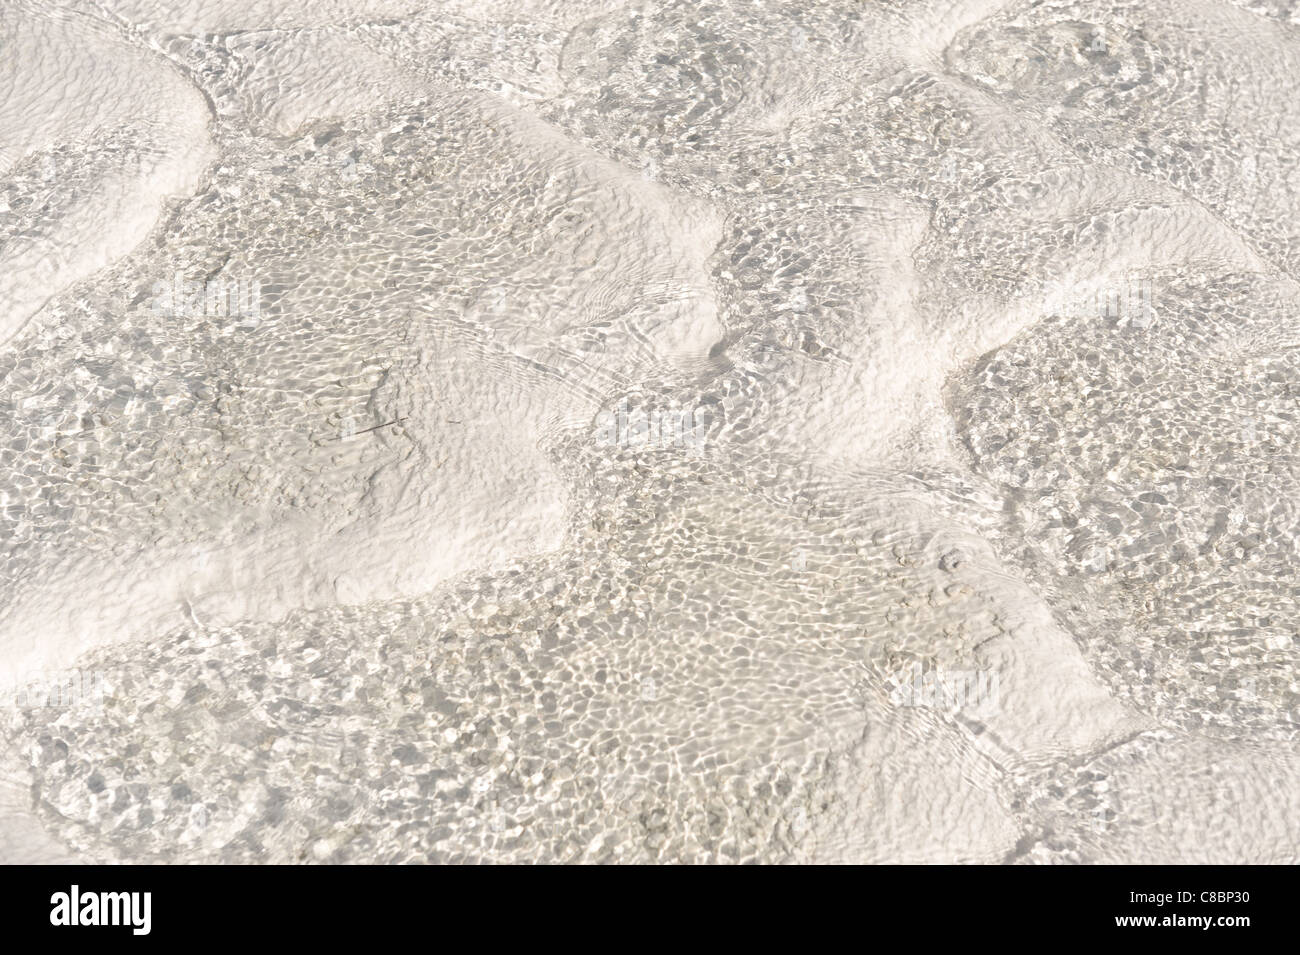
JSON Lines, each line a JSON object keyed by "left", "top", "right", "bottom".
{"left": 0, "top": 0, "right": 1296, "bottom": 865}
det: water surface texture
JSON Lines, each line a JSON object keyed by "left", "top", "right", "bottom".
{"left": 0, "top": 0, "right": 1297, "bottom": 863}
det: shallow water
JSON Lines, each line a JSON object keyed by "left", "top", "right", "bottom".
{"left": 0, "top": 0, "right": 1296, "bottom": 863}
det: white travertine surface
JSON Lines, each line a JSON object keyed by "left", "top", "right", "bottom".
{"left": 0, "top": 0, "right": 1296, "bottom": 864}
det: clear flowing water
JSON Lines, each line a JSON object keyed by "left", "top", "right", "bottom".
{"left": 0, "top": 0, "right": 1296, "bottom": 863}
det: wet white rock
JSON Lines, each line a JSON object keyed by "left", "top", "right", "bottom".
{"left": 0, "top": 0, "right": 1296, "bottom": 865}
